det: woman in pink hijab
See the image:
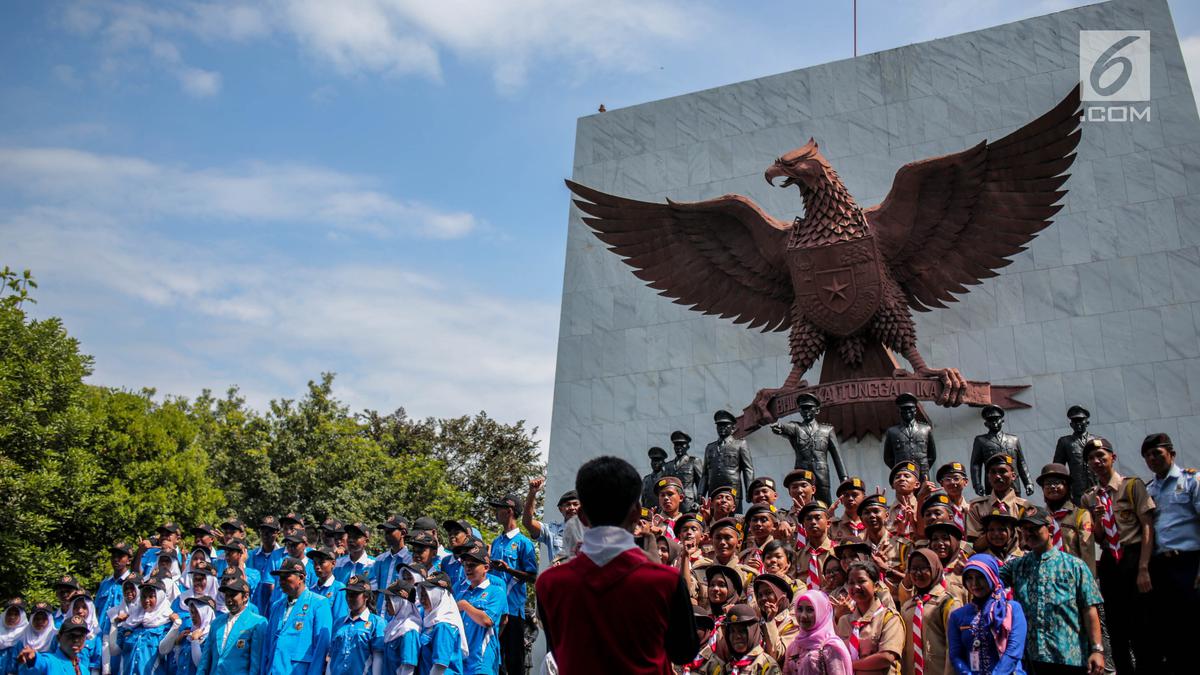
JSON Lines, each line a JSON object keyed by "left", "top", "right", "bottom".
{"left": 782, "top": 590, "right": 853, "bottom": 675}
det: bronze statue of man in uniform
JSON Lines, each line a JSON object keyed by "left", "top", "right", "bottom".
{"left": 663, "top": 430, "right": 703, "bottom": 509}
{"left": 641, "top": 446, "right": 668, "bottom": 508}
{"left": 1052, "top": 405, "right": 1099, "bottom": 504}
{"left": 701, "top": 410, "right": 754, "bottom": 513}
{"left": 770, "top": 393, "right": 847, "bottom": 506}
{"left": 882, "top": 393, "right": 937, "bottom": 482}
{"left": 970, "top": 405, "right": 1034, "bottom": 496}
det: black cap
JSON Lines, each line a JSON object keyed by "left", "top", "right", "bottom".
{"left": 343, "top": 575, "right": 372, "bottom": 593}
{"left": 693, "top": 606, "right": 715, "bottom": 632}
{"left": 271, "top": 557, "right": 307, "bottom": 577}
{"left": 708, "top": 517, "right": 742, "bottom": 538}
{"left": 752, "top": 573, "right": 794, "bottom": 601}
{"left": 675, "top": 513, "right": 704, "bottom": 531}
{"left": 219, "top": 576, "right": 250, "bottom": 594}
{"left": 458, "top": 539, "right": 489, "bottom": 564}
{"left": 836, "top": 477, "right": 866, "bottom": 496}
{"left": 1141, "top": 432, "right": 1173, "bottom": 453}
{"left": 713, "top": 410, "right": 737, "bottom": 424}
{"left": 3, "top": 598, "right": 25, "bottom": 611}
{"left": 185, "top": 595, "right": 217, "bottom": 611}
{"left": 320, "top": 518, "right": 345, "bottom": 534}
{"left": 834, "top": 537, "right": 872, "bottom": 555}
{"left": 418, "top": 571, "right": 453, "bottom": 591}
{"left": 218, "top": 537, "right": 248, "bottom": 553}
{"left": 29, "top": 601, "right": 53, "bottom": 616}
{"left": 192, "top": 524, "right": 219, "bottom": 538}
{"left": 748, "top": 476, "right": 777, "bottom": 493}
{"left": 306, "top": 546, "right": 339, "bottom": 562}
{"left": 936, "top": 462, "right": 967, "bottom": 481}
{"left": 378, "top": 515, "right": 409, "bottom": 532}
{"left": 190, "top": 560, "right": 217, "bottom": 577}
{"left": 139, "top": 577, "right": 166, "bottom": 593}
{"left": 796, "top": 392, "right": 821, "bottom": 408}
{"left": 442, "top": 519, "right": 472, "bottom": 536}
{"left": 220, "top": 518, "right": 245, "bottom": 532}
{"left": 280, "top": 513, "right": 305, "bottom": 527}
{"left": 889, "top": 461, "right": 918, "bottom": 484}
{"left": 981, "top": 405, "right": 1004, "bottom": 419}
{"left": 412, "top": 516, "right": 438, "bottom": 531}
{"left": 53, "top": 575, "right": 82, "bottom": 591}
{"left": 708, "top": 484, "right": 737, "bottom": 500}
{"left": 109, "top": 542, "right": 133, "bottom": 557}
{"left": 344, "top": 522, "right": 370, "bottom": 538}
{"left": 703, "top": 565, "right": 744, "bottom": 596}
{"left": 784, "top": 469, "right": 815, "bottom": 487}
{"left": 1067, "top": 405, "right": 1090, "bottom": 419}
{"left": 282, "top": 531, "right": 307, "bottom": 545}
{"left": 670, "top": 430, "right": 691, "bottom": 443}
{"left": 1018, "top": 505, "right": 1053, "bottom": 528}
{"left": 258, "top": 515, "right": 282, "bottom": 531}
{"left": 487, "top": 495, "right": 520, "bottom": 511}
{"left": 798, "top": 500, "right": 829, "bottom": 519}
{"left": 920, "top": 492, "right": 952, "bottom": 514}
{"left": 647, "top": 446, "right": 667, "bottom": 459}
{"left": 980, "top": 508, "right": 1019, "bottom": 528}
{"left": 925, "top": 521, "right": 964, "bottom": 540}
{"left": 984, "top": 454, "right": 1015, "bottom": 470}
{"left": 409, "top": 531, "right": 438, "bottom": 549}
{"left": 860, "top": 494, "right": 888, "bottom": 511}
{"left": 654, "top": 475, "right": 684, "bottom": 494}
{"left": 156, "top": 522, "right": 181, "bottom": 535}
{"left": 384, "top": 578, "right": 415, "bottom": 599}
{"left": 59, "top": 615, "right": 89, "bottom": 635}
{"left": 557, "top": 490, "right": 579, "bottom": 507}
{"left": 895, "top": 393, "right": 919, "bottom": 407}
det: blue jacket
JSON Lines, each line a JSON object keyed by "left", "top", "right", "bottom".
{"left": 18, "top": 647, "right": 94, "bottom": 675}
{"left": 116, "top": 622, "right": 172, "bottom": 675}
{"left": 948, "top": 600, "right": 1027, "bottom": 675}
{"left": 311, "top": 578, "right": 349, "bottom": 627}
{"left": 197, "top": 610, "right": 268, "bottom": 675}
{"left": 264, "top": 590, "right": 331, "bottom": 675}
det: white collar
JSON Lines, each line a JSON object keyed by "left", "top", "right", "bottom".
{"left": 227, "top": 608, "right": 245, "bottom": 621}
{"left": 319, "top": 576, "right": 335, "bottom": 588}
{"left": 349, "top": 607, "right": 371, "bottom": 622}
{"left": 505, "top": 528, "right": 520, "bottom": 539}
{"left": 470, "top": 577, "right": 491, "bottom": 591}
{"left": 580, "top": 526, "right": 637, "bottom": 567}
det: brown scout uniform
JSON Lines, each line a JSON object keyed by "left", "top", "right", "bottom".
{"left": 900, "top": 584, "right": 960, "bottom": 675}
{"left": 1081, "top": 471, "right": 1156, "bottom": 548}
{"left": 792, "top": 535, "right": 835, "bottom": 585}
{"left": 761, "top": 609, "right": 800, "bottom": 665}
{"left": 966, "top": 490, "right": 1028, "bottom": 542}
{"left": 830, "top": 517, "right": 867, "bottom": 541}
{"left": 695, "top": 645, "right": 781, "bottom": 675}
{"left": 1050, "top": 501, "right": 1096, "bottom": 573}
{"left": 835, "top": 598, "right": 904, "bottom": 675}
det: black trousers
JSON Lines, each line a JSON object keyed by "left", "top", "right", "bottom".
{"left": 1096, "top": 545, "right": 1159, "bottom": 674}
{"left": 500, "top": 614, "right": 526, "bottom": 675}
{"left": 1150, "top": 550, "right": 1200, "bottom": 675}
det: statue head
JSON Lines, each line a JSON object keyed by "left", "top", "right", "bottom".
{"left": 982, "top": 405, "right": 1004, "bottom": 433}
{"left": 648, "top": 446, "right": 667, "bottom": 473}
{"left": 713, "top": 410, "right": 736, "bottom": 439}
{"left": 796, "top": 393, "right": 821, "bottom": 423}
{"left": 1067, "top": 405, "right": 1090, "bottom": 435}
{"left": 895, "top": 393, "right": 918, "bottom": 424}
{"left": 764, "top": 138, "right": 834, "bottom": 191}
{"left": 670, "top": 430, "right": 691, "bottom": 457}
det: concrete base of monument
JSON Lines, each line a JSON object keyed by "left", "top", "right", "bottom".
{"left": 736, "top": 376, "right": 1030, "bottom": 441}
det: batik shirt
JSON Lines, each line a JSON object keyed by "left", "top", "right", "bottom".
{"left": 1000, "top": 548, "right": 1102, "bottom": 666}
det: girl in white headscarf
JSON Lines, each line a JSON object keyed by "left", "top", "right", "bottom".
{"left": 117, "top": 580, "right": 174, "bottom": 675}
{"left": 154, "top": 553, "right": 183, "bottom": 602}
{"left": 20, "top": 603, "right": 57, "bottom": 653}
{"left": 107, "top": 575, "right": 142, "bottom": 675}
{"left": 417, "top": 576, "right": 468, "bottom": 675}
{"left": 70, "top": 595, "right": 104, "bottom": 673}
{"left": 161, "top": 596, "right": 214, "bottom": 675}
{"left": 0, "top": 599, "right": 29, "bottom": 673}
{"left": 382, "top": 580, "right": 422, "bottom": 675}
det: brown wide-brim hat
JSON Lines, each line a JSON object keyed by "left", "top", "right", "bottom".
{"left": 1035, "top": 463, "right": 1071, "bottom": 486}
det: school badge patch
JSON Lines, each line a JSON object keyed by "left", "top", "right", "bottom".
{"left": 294, "top": 621, "right": 304, "bottom": 630}
{"left": 236, "top": 639, "right": 246, "bottom": 649}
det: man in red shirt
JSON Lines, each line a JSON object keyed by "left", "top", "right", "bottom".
{"left": 536, "top": 455, "right": 698, "bottom": 674}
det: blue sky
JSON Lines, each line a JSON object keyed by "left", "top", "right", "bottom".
{"left": 3, "top": 0, "right": 1199, "bottom": 444}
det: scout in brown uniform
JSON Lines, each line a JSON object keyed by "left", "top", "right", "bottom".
{"left": 836, "top": 560, "right": 903, "bottom": 675}
{"left": 1080, "top": 436, "right": 1158, "bottom": 675}
{"left": 914, "top": 492, "right": 955, "bottom": 543}
{"left": 697, "top": 604, "right": 781, "bottom": 674}
{"left": 977, "top": 508, "right": 1024, "bottom": 565}
{"left": 694, "top": 519, "right": 758, "bottom": 598}
{"left": 965, "top": 454, "right": 1029, "bottom": 547}
{"left": 675, "top": 513, "right": 708, "bottom": 603}
{"left": 793, "top": 502, "right": 836, "bottom": 590}
{"left": 831, "top": 477, "right": 868, "bottom": 540}
{"left": 753, "top": 573, "right": 798, "bottom": 664}
{"left": 706, "top": 485, "right": 739, "bottom": 528}
{"left": 678, "top": 608, "right": 716, "bottom": 675}
{"left": 899, "top": 549, "right": 961, "bottom": 675}
{"left": 925, "top": 522, "right": 970, "bottom": 591}
{"left": 859, "top": 494, "right": 909, "bottom": 595}
{"left": 936, "top": 462, "right": 971, "bottom": 532}
{"left": 1035, "top": 462, "right": 1095, "bottom": 573}
{"left": 740, "top": 505, "right": 780, "bottom": 572}
{"left": 702, "top": 564, "right": 744, "bottom": 621}
{"left": 833, "top": 538, "right": 896, "bottom": 617}
{"left": 888, "top": 462, "right": 921, "bottom": 540}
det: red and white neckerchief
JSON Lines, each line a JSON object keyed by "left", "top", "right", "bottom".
{"left": 913, "top": 592, "right": 932, "bottom": 675}
{"left": 682, "top": 646, "right": 709, "bottom": 674}
{"left": 891, "top": 510, "right": 913, "bottom": 538}
{"left": 729, "top": 653, "right": 756, "bottom": 675}
{"left": 807, "top": 544, "right": 827, "bottom": 589}
{"left": 952, "top": 505, "right": 966, "bottom": 533}
{"left": 1097, "top": 488, "right": 1122, "bottom": 562}
{"left": 996, "top": 500, "right": 1010, "bottom": 514}
{"left": 1050, "top": 508, "right": 1071, "bottom": 551}
{"left": 847, "top": 605, "right": 886, "bottom": 660}
{"left": 795, "top": 523, "right": 808, "bottom": 552}
{"left": 704, "top": 615, "right": 725, "bottom": 653}
{"left": 744, "top": 548, "right": 764, "bottom": 574}
{"left": 662, "top": 518, "right": 679, "bottom": 542}
{"left": 849, "top": 520, "right": 866, "bottom": 533}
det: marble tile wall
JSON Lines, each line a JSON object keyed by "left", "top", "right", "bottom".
{"left": 548, "top": 0, "right": 1200, "bottom": 504}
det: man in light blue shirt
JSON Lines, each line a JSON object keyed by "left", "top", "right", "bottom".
{"left": 370, "top": 515, "right": 412, "bottom": 613}
{"left": 96, "top": 543, "right": 133, "bottom": 637}
{"left": 521, "top": 478, "right": 580, "bottom": 564}
{"left": 332, "top": 522, "right": 375, "bottom": 583}
{"left": 249, "top": 516, "right": 286, "bottom": 615}
{"left": 199, "top": 576, "right": 268, "bottom": 675}
{"left": 326, "top": 576, "right": 383, "bottom": 675}
{"left": 1141, "top": 432, "right": 1200, "bottom": 674}
{"left": 264, "top": 558, "right": 332, "bottom": 675}
{"left": 487, "top": 494, "right": 537, "bottom": 675}
{"left": 456, "top": 541, "right": 506, "bottom": 675}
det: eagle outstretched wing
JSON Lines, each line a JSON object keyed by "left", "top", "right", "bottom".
{"left": 864, "top": 85, "right": 1082, "bottom": 311}
{"left": 566, "top": 180, "right": 794, "bottom": 331}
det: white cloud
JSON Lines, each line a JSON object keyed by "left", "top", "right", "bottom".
{"left": 178, "top": 66, "right": 222, "bottom": 97}
{"left": 0, "top": 147, "right": 479, "bottom": 239}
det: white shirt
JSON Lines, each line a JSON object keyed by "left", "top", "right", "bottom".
{"left": 222, "top": 609, "right": 245, "bottom": 649}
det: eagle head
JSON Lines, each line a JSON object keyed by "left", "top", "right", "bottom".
{"left": 764, "top": 137, "right": 832, "bottom": 189}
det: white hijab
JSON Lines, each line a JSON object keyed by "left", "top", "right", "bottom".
{"left": 127, "top": 589, "right": 172, "bottom": 629}
{"left": 0, "top": 607, "right": 28, "bottom": 650}
{"left": 108, "top": 581, "right": 141, "bottom": 626}
{"left": 21, "top": 609, "right": 56, "bottom": 652}
{"left": 383, "top": 595, "right": 421, "bottom": 644}
{"left": 421, "top": 587, "right": 468, "bottom": 656}
{"left": 70, "top": 596, "right": 100, "bottom": 640}
{"left": 187, "top": 603, "right": 214, "bottom": 666}
{"left": 180, "top": 574, "right": 217, "bottom": 605}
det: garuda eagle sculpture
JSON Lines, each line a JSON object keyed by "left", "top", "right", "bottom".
{"left": 567, "top": 85, "right": 1080, "bottom": 436}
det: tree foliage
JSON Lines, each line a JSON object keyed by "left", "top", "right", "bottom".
{"left": 0, "top": 269, "right": 543, "bottom": 601}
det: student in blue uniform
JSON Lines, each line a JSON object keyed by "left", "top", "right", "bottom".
{"left": 408, "top": 533, "right": 442, "bottom": 575}
{"left": 66, "top": 596, "right": 102, "bottom": 674}
{"left": 218, "top": 519, "right": 246, "bottom": 556}
{"left": 97, "top": 544, "right": 134, "bottom": 641}
{"left": 372, "top": 516, "right": 412, "bottom": 615}
{"left": 1, "top": 599, "right": 28, "bottom": 675}
{"left": 454, "top": 541, "right": 506, "bottom": 675}
{"left": 381, "top": 580, "right": 421, "bottom": 675}
{"left": 21, "top": 603, "right": 57, "bottom": 655}
{"left": 163, "top": 595, "right": 215, "bottom": 675}
{"left": 14, "top": 616, "right": 93, "bottom": 675}
{"left": 486, "top": 494, "right": 537, "bottom": 675}
{"left": 136, "top": 525, "right": 183, "bottom": 578}
{"left": 264, "top": 557, "right": 332, "bottom": 675}
{"left": 333, "top": 523, "right": 375, "bottom": 584}
{"left": 216, "top": 539, "right": 260, "bottom": 603}
{"left": 417, "top": 573, "right": 466, "bottom": 675}
{"left": 51, "top": 577, "right": 83, "bottom": 628}
{"left": 197, "top": 576, "right": 266, "bottom": 675}
{"left": 440, "top": 522, "right": 474, "bottom": 597}
{"left": 249, "top": 517, "right": 285, "bottom": 616}
{"left": 116, "top": 578, "right": 174, "bottom": 675}
{"left": 327, "top": 576, "right": 384, "bottom": 675}
{"left": 102, "top": 573, "right": 141, "bottom": 675}
{"left": 174, "top": 560, "right": 218, "bottom": 626}
{"left": 190, "top": 526, "right": 221, "bottom": 568}
{"left": 151, "top": 553, "right": 183, "bottom": 604}
{"left": 307, "top": 547, "right": 348, "bottom": 627}
{"left": 271, "top": 535, "right": 317, "bottom": 607}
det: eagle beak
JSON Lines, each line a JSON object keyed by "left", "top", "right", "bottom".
{"left": 764, "top": 163, "right": 793, "bottom": 188}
